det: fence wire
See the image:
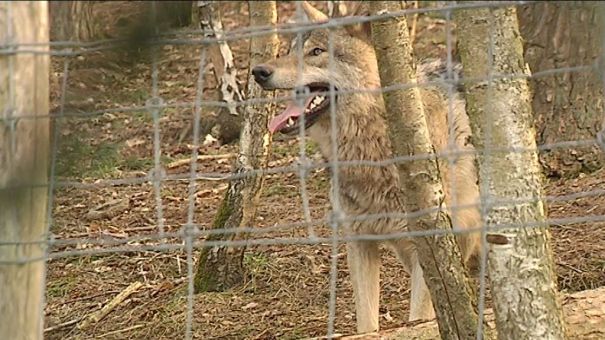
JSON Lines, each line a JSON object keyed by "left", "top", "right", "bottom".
{"left": 1, "top": 1, "right": 605, "bottom": 339}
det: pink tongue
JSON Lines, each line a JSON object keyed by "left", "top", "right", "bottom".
{"left": 268, "top": 96, "right": 314, "bottom": 133}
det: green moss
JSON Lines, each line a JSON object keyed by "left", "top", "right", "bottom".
{"left": 212, "top": 188, "right": 234, "bottom": 229}
{"left": 56, "top": 135, "right": 120, "bottom": 179}
{"left": 193, "top": 246, "right": 220, "bottom": 293}
{"left": 243, "top": 252, "right": 269, "bottom": 273}
{"left": 121, "top": 155, "right": 172, "bottom": 172}
{"left": 194, "top": 189, "right": 234, "bottom": 293}
{"left": 47, "top": 276, "right": 77, "bottom": 298}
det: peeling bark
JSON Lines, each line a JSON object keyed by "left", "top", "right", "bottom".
{"left": 180, "top": 1, "right": 245, "bottom": 145}
{"left": 196, "top": 1, "right": 244, "bottom": 116}
{"left": 517, "top": 2, "right": 605, "bottom": 178}
{"left": 455, "top": 5, "right": 567, "bottom": 340}
{"left": 194, "top": 1, "right": 278, "bottom": 293}
{"left": 0, "top": 2, "right": 50, "bottom": 339}
{"left": 369, "top": 2, "right": 483, "bottom": 339}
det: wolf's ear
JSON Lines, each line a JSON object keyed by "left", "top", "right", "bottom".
{"left": 302, "top": 1, "right": 329, "bottom": 23}
{"left": 343, "top": 2, "right": 372, "bottom": 43}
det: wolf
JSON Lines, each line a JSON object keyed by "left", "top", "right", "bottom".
{"left": 252, "top": 2, "right": 481, "bottom": 334}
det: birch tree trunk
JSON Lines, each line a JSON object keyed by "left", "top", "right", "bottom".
{"left": 49, "top": 1, "right": 96, "bottom": 42}
{"left": 455, "top": 5, "right": 567, "bottom": 340}
{"left": 517, "top": 2, "right": 604, "bottom": 178}
{"left": 0, "top": 2, "right": 50, "bottom": 339}
{"left": 194, "top": 1, "right": 279, "bottom": 292}
{"left": 196, "top": 1, "right": 244, "bottom": 117}
{"left": 179, "top": 1, "right": 243, "bottom": 145}
{"left": 369, "top": 2, "right": 483, "bottom": 339}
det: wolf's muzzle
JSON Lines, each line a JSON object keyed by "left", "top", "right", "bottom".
{"left": 252, "top": 65, "right": 274, "bottom": 87}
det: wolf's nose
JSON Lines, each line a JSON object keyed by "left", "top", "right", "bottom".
{"left": 252, "top": 65, "right": 274, "bottom": 85}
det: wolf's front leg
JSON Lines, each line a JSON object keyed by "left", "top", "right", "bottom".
{"left": 346, "top": 240, "right": 381, "bottom": 334}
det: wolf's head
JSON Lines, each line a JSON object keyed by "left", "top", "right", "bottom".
{"left": 252, "top": 2, "right": 380, "bottom": 138}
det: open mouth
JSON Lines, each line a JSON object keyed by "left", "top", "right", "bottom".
{"left": 268, "top": 83, "right": 337, "bottom": 135}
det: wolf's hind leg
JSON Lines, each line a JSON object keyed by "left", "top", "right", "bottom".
{"left": 347, "top": 240, "right": 381, "bottom": 334}
{"left": 408, "top": 260, "right": 435, "bottom": 321}
{"left": 389, "top": 239, "right": 435, "bottom": 321}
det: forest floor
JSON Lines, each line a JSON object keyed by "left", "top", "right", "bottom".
{"left": 44, "top": 2, "right": 604, "bottom": 339}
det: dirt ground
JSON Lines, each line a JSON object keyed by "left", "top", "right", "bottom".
{"left": 44, "top": 2, "right": 604, "bottom": 339}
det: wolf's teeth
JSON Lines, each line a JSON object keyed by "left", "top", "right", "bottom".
{"left": 312, "top": 97, "right": 322, "bottom": 105}
{"left": 287, "top": 118, "right": 295, "bottom": 126}
{"left": 309, "top": 102, "right": 317, "bottom": 110}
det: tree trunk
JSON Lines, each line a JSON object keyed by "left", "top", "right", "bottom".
{"left": 195, "top": 1, "right": 244, "bottom": 117}
{"left": 194, "top": 1, "right": 279, "bottom": 293}
{"left": 0, "top": 2, "right": 50, "bottom": 339}
{"left": 157, "top": 1, "right": 192, "bottom": 29}
{"left": 369, "top": 2, "right": 483, "bottom": 339}
{"left": 179, "top": 1, "right": 244, "bottom": 145}
{"left": 455, "top": 5, "right": 567, "bottom": 340}
{"left": 517, "top": 2, "right": 605, "bottom": 178}
{"left": 49, "top": 1, "right": 96, "bottom": 42}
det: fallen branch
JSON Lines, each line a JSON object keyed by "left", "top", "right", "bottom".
{"left": 58, "top": 225, "right": 161, "bottom": 239}
{"left": 77, "top": 281, "right": 143, "bottom": 331}
{"left": 44, "top": 317, "right": 85, "bottom": 333}
{"left": 57, "top": 290, "right": 121, "bottom": 306}
{"left": 166, "top": 153, "right": 235, "bottom": 169}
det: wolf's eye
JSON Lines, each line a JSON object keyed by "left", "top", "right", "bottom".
{"left": 310, "top": 47, "right": 325, "bottom": 56}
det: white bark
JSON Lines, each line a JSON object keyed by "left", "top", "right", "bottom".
{"left": 197, "top": 1, "right": 243, "bottom": 116}
{"left": 455, "top": 5, "right": 567, "bottom": 340}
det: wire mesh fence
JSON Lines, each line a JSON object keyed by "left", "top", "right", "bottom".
{"left": 1, "top": 1, "right": 605, "bottom": 339}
